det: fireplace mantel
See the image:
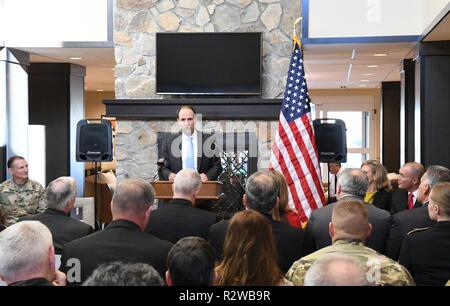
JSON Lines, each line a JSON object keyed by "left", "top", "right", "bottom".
{"left": 103, "top": 99, "right": 282, "bottom": 120}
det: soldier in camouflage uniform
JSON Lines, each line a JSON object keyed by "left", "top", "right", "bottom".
{"left": 0, "top": 156, "right": 47, "bottom": 225}
{"left": 286, "top": 200, "right": 414, "bottom": 286}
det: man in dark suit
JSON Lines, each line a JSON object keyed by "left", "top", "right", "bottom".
{"left": 386, "top": 165, "right": 450, "bottom": 260}
{"left": 146, "top": 169, "right": 218, "bottom": 243}
{"left": 20, "top": 176, "right": 93, "bottom": 254}
{"left": 399, "top": 181, "right": 450, "bottom": 286}
{"left": 160, "top": 105, "right": 222, "bottom": 182}
{"left": 305, "top": 169, "right": 391, "bottom": 255}
{"left": 390, "top": 162, "right": 425, "bottom": 214}
{"left": 209, "top": 170, "right": 307, "bottom": 273}
{"left": 60, "top": 178, "right": 173, "bottom": 285}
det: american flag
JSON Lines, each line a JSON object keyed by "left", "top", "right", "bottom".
{"left": 270, "top": 37, "right": 325, "bottom": 224}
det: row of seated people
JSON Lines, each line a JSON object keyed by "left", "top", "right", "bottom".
{"left": 1, "top": 157, "right": 450, "bottom": 285}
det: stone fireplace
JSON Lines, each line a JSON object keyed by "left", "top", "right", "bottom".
{"left": 111, "top": 0, "right": 300, "bottom": 180}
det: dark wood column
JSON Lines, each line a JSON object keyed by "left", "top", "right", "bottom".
{"left": 382, "top": 81, "right": 401, "bottom": 173}
{"left": 401, "top": 59, "right": 416, "bottom": 163}
{"left": 417, "top": 41, "right": 450, "bottom": 169}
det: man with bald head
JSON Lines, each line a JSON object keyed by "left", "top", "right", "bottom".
{"left": 391, "top": 162, "right": 425, "bottom": 214}
{"left": 146, "top": 169, "right": 218, "bottom": 243}
{"left": 287, "top": 200, "right": 414, "bottom": 286}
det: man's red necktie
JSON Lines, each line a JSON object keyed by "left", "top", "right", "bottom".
{"left": 408, "top": 192, "right": 414, "bottom": 209}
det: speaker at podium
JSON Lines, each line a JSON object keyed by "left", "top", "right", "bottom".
{"left": 313, "top": 118, "right": 347, "bottom": 163}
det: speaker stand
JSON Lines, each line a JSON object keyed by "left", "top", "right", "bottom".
{"left": 93, "top": 161, "right": 102, "bottom": 231}
{"left": 327, "top": 163, "right": 331, "bottom": 204}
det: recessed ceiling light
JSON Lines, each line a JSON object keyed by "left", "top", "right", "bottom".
{"left": 363, "top": 73, "right": 374, "bottom": 76}
{"left": 358, "top": 84, "right": 367, "bottom": 87}
{"left": 96, "top": 89, "right": 104, "bottom": 92}
{"left": 373, "top": 53, "right": 388, "bottom": 57}
{"left": 69, "top": 57, "right": 83, "bottom": 60}
{"left": 361, "top": 80, "right": 370, "bottom": 82}
{"left": 367, "top": 65, "right": 379, "bottom": 68}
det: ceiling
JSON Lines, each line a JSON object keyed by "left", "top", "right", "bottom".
{"left": 18, "top": 8, "right": 449, "bottom": 92}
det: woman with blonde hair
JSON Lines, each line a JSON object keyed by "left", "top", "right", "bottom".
{"left": 361, "top": 159, "right": 392, "bottom": 212}
{"left": 215, "top": 209, "right": 291, "bottom": 286}
{"left": 269, "top": 170, "right": 302, "bottom": 228}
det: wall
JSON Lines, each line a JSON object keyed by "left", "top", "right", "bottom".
{"left": 85, "top": 91, "right": 115, "bottom": 119}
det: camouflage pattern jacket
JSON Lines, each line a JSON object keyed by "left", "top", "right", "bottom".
{"left": 286, "top": 239, "right": 415, "bottom": 286}
{"left": 0, "top": 179, "right": 47, "bottom": 225}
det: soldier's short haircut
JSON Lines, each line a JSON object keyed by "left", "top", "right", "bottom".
{"left": 173, "top": 169, "right": 201, "bottom": 197}
{"left": 425, "top": 165, "right": 450, "bottom": 189}
{"left": 167, "top": 236, "right": 216, "bottom": 286}
{"left": 83, "top": 261, "right": 164, "bottom": 286}
{"left": 7, "top": 155, "right": 25, "bottom": 169}
{"left": 0, "top": 221, "right": 52, "bottom": 283}
{"left": 112, "top": 178, "right": 154, "bottom": 214}
{"left": 245, "top": 170, "right": 279, "bottom": 214}
{"left": 46, "top": 177, "right": 77, "bottom": 211}
{"left": 304, "top": 253, "right": 370, "bottom": 286}
{"left": 337, "top": 169, "right": 369, "bottom": 198}
{"left": 332, "top": 200, "right": 369, "bottom": 241}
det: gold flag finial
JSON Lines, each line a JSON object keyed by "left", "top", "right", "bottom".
{"left": 293, "top": 17, "right": 302, "bottom": 39}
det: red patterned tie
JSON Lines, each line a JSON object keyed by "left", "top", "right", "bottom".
{"left": 408, "top": 192, "right": 414, "bottom": 209}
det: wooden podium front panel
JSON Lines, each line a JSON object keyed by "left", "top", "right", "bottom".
{"left": 150, "top": 181, "right": 222, "bottom": 200}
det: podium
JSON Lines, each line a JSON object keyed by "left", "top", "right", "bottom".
{"left": 150, "top": 181, "right": 223, "bottom": 200}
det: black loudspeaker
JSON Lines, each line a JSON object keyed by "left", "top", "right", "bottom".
{"left": 76, "top": 119, "right": 113, "bottom": 162}
{"left": 313, "top": 118, "right": 347, "bottom": 163}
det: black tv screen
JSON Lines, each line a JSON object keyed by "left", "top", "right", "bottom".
{"left": 156, "top": 32, "right": 262, "bottom": 95}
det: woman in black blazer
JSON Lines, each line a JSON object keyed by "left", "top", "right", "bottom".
{"left": 361, "top": 160, "right": 392, "bottom": 212}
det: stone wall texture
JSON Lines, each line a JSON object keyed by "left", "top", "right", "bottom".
{"left": 113, "top": 0, "right": 300, "bottom": 180}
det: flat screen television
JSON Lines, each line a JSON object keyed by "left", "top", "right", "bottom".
{"left": 156, "top": 32, "right": 262, "bottom": 95}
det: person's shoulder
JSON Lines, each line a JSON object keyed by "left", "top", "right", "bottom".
{"left": 27, "top": 179, "right": 45, "bottom": 190}
{"left": 0, "top": 179, "right": 12, "bottom": 189}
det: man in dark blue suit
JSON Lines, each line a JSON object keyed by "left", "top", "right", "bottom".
{"left": 160, "top": 106, "right": 222, "bottom": 182}
{"left": 60, "top": 178, "right": 173, "bottom": 285}
{"left": 209, "top": 170, "right": 307, "bottom": 273}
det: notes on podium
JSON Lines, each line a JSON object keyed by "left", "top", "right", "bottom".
{"left": 150, "top": 181, "right": 223, "bottom": 200}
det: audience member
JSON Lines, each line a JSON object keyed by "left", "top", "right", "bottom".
{"left": 269, "top": 170, "right": 302, "bottom": 228}
{"left": 160, "top": 105, "right": 222, "bottom": 182}
{"left": 20, "top": 176, "right": 93, "bottom": 253}
{"left": 399, "top": 182, "right": 450, "bottom": 286}
{"left": 327, "top": 162, "right": 344, "bottom": 204}
{"left": 60, "top": 178, "right": 173, "bottom": 285}
{"left": 305, "top": 169, "right": 391, "bottom": 254}
{"left": 287, "top": 200, "right": 414, "bottom": 286}
{"left": 0, "top": 221, "right": 66, "bottom": 286}
{"left": 209, "top": 170, "right": 307, "bottom": 273}
{"left": 146, "top": 169, "right": 217, "bottom": 243}
{"left": 304, "top": 253, "right": 371, "bottom": 286}
{"left": 83, "top": 262, "right": 164, "bottom": 286}
{"left": 216, "top": 209, "right": 290, "bottom": 286}
{"left": 0, "top": 156, "right": 47, "bottom": 225}
{"left": 386, "top": 165, "right": 450, "bottom": 260}
{"left": 361, "top": 160, "right": 392, "bottom": 212}
{"left": 166, "top": 236, "right": 216, "bottom": 286}
{"left": 391, "top": 162, "right": 425, "bottom": 214}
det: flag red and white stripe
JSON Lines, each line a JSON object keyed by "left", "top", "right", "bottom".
{"left": 270, "top": 36, "right": 325, "bottom": 224}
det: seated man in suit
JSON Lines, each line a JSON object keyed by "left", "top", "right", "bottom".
{"left": 386, "top": 165, "right": 450, "bottom": 260}
{"left": 166, "top": 237, "right": 216, "bottom": 286}
{"left": 209, "top": 170, "right": 307, "bottom": 273}
{"left": 20, "top": 176, "right": 93, "bottom": 254}
{"left": 146, "top": 169, "right": 218, "bottom": 243}
{"left": 399, "top": 182, "right": 450, "bottom": 286}
{"left": 160, "top": 105, "right": 222, "bottom": 182}
{"left": 304, "top": 169, "right": 391, "bottom": 255}
{"left": 0, "top": 221, "right": 66, "bottom": 286}
{"left": 60, "top": 178, "right": 173, "bottom": 285}
{"left": 391, "top": 162, "right": 425, "bottom": 214}
{"left": 287, "top": 200, "right": 414, "bottom": 286}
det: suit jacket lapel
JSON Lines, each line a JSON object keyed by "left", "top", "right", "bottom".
{"left": 174, "top": 133, "right": 183, "bottom": 171}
